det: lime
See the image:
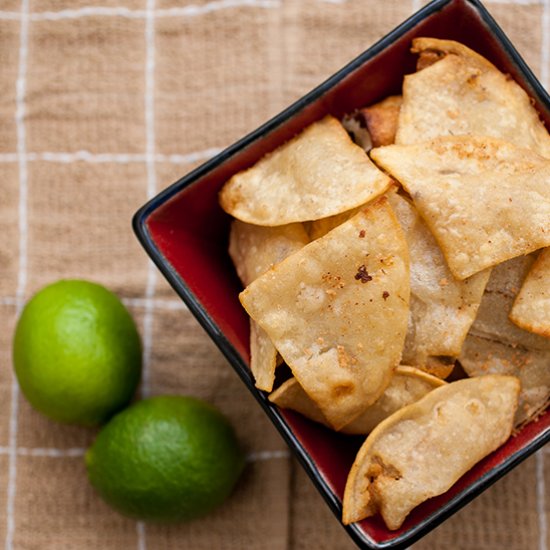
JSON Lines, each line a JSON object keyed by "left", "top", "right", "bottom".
{"left": 85, "top": 395, "right": 245, "bottom": 522}
{"left": 13, "top": 279, "right": 142, "bottom": 426}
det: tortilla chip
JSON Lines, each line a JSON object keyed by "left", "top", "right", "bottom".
{"left": 268, "top": 377, "right": 329, "bottom": 427}
{"left": 239, "top": 197, "right": 410, "bottom": 429}
{"left": 460, "top": 336, "right": 550, "bottom": 427}
{"left": 415, "top": 49, "right": 445, "bottom": 71}
{"left": 388, "top": 192, "right": 490, "bottom": 364}
{"left": 466, "top": 256, "right": 547, "bottom": 349}
{"left": 417, "top": 356, "right": 456, "bottom": 380}
{"left": 269, "top": 366, "right": 446, "bottom": 435}
{"left": 308, "top": 185, "right": 399, "bottom": 243}
{"left": 308, "top": 204, "right": 364, "bottom": 242}
{"left": 462, "top": 255, "right": 550, "bottom": 423}
{"left": 510, "top": 249, "right": 550, "bottom": 338}
{"left": 352, "top": 95, "right": 402, "bottom": 149}
{"left": 219, "top": 115, "right": 392, "bottom": 226}
{"left": 397, "top": 38, "right": 550, "bottom": 158}
{"left": 229, "top": 220, "right": 309, "bottom": 286}
{"left": 310, "top": 191, "right": 489, "bottom": 363}
{"left": 371, "top": 136, "right": 550, "bottom": 279}
{"left": 342, "top": 375, "right": 519, "bottom": 529}
{"left": 460, "top": 256, "right": 550, "bottom": 425}
{"left": 229, "top": 220, "right": 309, "bottom": 391}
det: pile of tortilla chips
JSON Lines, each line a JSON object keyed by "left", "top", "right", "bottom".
{"left": 219, "top": 38, "right": 550, "bottom": 531}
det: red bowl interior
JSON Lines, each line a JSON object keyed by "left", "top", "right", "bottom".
{"left": 139, "top": 0, "right": 550, "bottom": 547}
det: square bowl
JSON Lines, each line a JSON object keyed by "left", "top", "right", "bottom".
{"left": 133, "top": 1, "right": 550, "bottom": 547}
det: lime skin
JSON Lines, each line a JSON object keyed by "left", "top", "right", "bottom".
{"left": 85, "top": 395, "right": 245, "bottom": 522}
{"left": 13, "top": 280, "right": 142, "bottom": 426}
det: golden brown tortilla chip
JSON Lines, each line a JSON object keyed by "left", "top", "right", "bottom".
{"left": 268, "top": 377, "right": 329, "bottom": 427}
{"left": 416, "top": 356, "right": 456, "bottom": 380}
{"left": 460, "top": 256, "right": 550, "bottom": 425}
{"left": 397, "top": 38, "right": 550, "bottom": 158}
{"left": 229, "top": 220, "right": 309, "bottom": 286}
{"left": 269, "top": 366, "right": 445, "bottom": 435}
{"left": 239, "top": 197, "right": 410, "bottom": 429}
{"left": 342, "top": 375, "right": 519, "bottom": 529}
{"left": 388, "top": 192, "right": 490, "bottom": 364}
{"left": 510, "top": 249, "right": 550, "bottom": 338}
{"left": 371, "top": 136, "right": 550, "bottom": 279}
{"left": 229, "top": 220, "right": 309, "bottom": 391}
{"left": 354, "top": 95, "right": 402, "bottom": 149}
{"left": 310, "top": 190, "right": 490, "bottom": 364}
{"left": 308, "top": 185, "right": 399, "bottom": 243}
{"left": 219, "top": 115, "right": 392, "bottom": 226}
{"left": 459, "top": 336, "right": 550, "bottom": 427}
{"left": 307, "top": 204, "right": 364, "bottom": 242}
{"left": 465, "top": 256, "right": 546, "bottom": 349}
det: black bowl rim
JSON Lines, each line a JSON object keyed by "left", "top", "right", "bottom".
{"left": 133, "top": 0, "right": 550, "bottom": 547}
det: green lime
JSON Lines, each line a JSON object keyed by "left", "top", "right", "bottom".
{"left": 85, "top": 395, "right": 245, "bottom": 522}
{"left": 13, "top": 279, "right": 142, "bottom": 426}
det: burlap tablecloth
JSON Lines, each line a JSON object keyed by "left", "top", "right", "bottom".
{"left": 0, "top": 0, "right": 548, "bottom": 548}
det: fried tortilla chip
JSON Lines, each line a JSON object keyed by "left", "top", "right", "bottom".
{"left": 510, "top": 249, "right": 550, "bottom": 338}
{"left": 308, "top": 204, "right": 364, "bottom": 242}
{"left": 229, "top": 220, "right": 309, "bottom": 286}
{"left": 309, "top": 190, "right": 489, "bottom": 365}
{"left": 467, "top": 256, "right": 543, "bottom": 347}
{"left": 219, "top": 115, "right": 392, "bottom": 226}
{"left": 247, "top": 322, "right": 278, "bottom": 392}
{"left": 371, "top": 136, "right": 550, "bottom": 279}
{"left": 460, "top": 256, "right": 550, "bottom": 425}
{"left": 239, "top": 197, "right": 410, "bottom": 429}
{"left": 417, "top": 356, "right": 456, "bottom": 380}
{"left": 342, "top": 375, "right": 519, "bottom": 529}
{"left": 308, "top": 185, "right": 399, "bottom": 244}
{"left": 229, "top": 220, "right": 309, "bottom": 391}
{"left": 350, "top": 95, "right": 402, "bottom": 149}
{"left": 388, "top": 192, "right": 490, "bottom": 365}
{"left": 460, "top": 336, "right": 550, "bottom": 427}
{"left": 396, "top": 38, "right": 550, "bottom": 158}
{"left": 269, "top": 366, "right": 445, "bottom": 434}
{"left": 269, "top": 377, "right": 329, "bottom": 427}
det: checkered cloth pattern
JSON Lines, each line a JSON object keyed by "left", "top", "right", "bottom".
{"left": 0, "top": 0, "right": 548, "bottom": 548}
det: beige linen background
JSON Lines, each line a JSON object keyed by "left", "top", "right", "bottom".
{"left": 0, "top": 0, "right": 548, "bottom": 548}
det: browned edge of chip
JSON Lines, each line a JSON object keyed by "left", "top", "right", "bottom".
{"left": 509, "top": 249, "right": 550, "bottom": 339}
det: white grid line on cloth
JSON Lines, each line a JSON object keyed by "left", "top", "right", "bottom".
{"left": 141, "top": 0, "right": 158, "bottom": 404}
{"left": 536, "top": 450, "right": 548, "bottom": 550}
{"left": 541, "top": 0, "right": 550, "bottom": 89}
{"left": 0, "top": 148, "right": 223, "bottom": 165}
{"left": 0, "top": 295, "right": 188, "bottom": 311}
{"left": 0, "top": 446, "right": 290, "bottom": 462}
{"left": 0, "top": 0, "right": 542, "bottom": 22}
{"left": 137, "top": 2, "right": 157, "bottom": 547}
{"left": 136, "top": 522, "right": 146, "bottom": 550}
{"left": 0, "top": 0, "right": 281, "bottom": 22}
{"left": 0, "top": 447, "right": 83, "bottom": 456}
{"left": 8, "top": 447, "right": 86, "bottom": 457}
{"left": 6, "top": 1, "right": 30, "bottom": 549}
{"left": 122, "top": 297, "right": 187, "bottom": 311}
{"left": 246, "top": 449, "right": 291, "bottom": 462}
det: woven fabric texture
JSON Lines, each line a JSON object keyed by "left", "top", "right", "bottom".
{"left": 0, "top": 0, "right": 548, "bottom": 548}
